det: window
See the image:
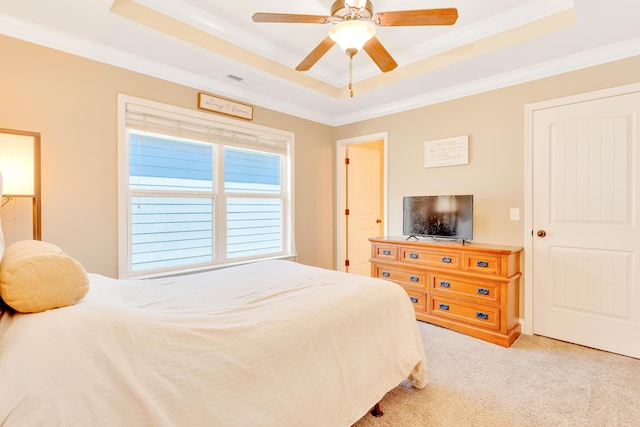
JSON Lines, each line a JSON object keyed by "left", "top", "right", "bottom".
{"left": 118, "top": 95, "right": 295, "bottom": 278}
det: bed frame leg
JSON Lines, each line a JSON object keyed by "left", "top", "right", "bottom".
{"left": 371, "top": 402, "right": 383, "bottom": 417}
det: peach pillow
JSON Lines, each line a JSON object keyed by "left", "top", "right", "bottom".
{"left": 0, "top": 170, "right": 4, "bottom": 260}
{"left": 0, "top": 240, "right": 89, "bottom": 313}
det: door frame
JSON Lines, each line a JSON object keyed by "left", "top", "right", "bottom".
{"left": 523, "top": 82, "right": 640, "bottom": 335}
{"left": 336, "top": 131, "right": 389, "bottom": 272}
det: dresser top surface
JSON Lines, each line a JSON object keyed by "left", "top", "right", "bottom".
{"left": 369, "top": 236, "right": 523, "bottom": 254}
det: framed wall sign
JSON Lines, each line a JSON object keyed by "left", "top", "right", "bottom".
{"left": 197, "top": 92, "right": 254, "bottom": 121}
{"left": 424, "top": 135, "right": 469, "bottom": 168}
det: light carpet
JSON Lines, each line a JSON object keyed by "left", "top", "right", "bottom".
{"left": 353, "top": 321, "right": 640, "bottom": 426}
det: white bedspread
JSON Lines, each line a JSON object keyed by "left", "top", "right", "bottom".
{"left": 0, "top": 260, "right": 426, "bottom": 427}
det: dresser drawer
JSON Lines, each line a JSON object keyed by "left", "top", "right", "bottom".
{"left": 463, "top": 253, "right": 502, "bottom": 276}
{"left": 371, "top": 244, "right": 398, "bottom": 261}
{"left": 405, "top": 289, "right": 426, "bottom": 312}
{"left": 399, "top": 247, "right": 461, "bottom": 270}
{"left": 373, "top": 265, "right": 427, "bottom": 290}
{"left": 429, "top": 296, "right": 500, "bottom": 330}
{"left": 430, "top": 274, "right": 500, "bottom": 304}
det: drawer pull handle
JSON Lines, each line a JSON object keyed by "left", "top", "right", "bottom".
{"left": 438, "top": 303, "right": 449, "bottom": 311}
{"left": 439, "top": 281, "right": 451, "bottom": 288}
{"left": 382, "top": 271, "right": 390, "bottom": 277}
{"left": 382, "top": 249, "right": 391, "bottom": 255}
{"left": 476, "top": 260, "right": 489, "bottom": 268}
{"left": 409, "top": 253, "right": 419, "bottom": 259}
{"left": 410, "top": 276, "right": 419, "bottom": 282}
{"left": 476, "top": 312, "right": 488, "bottom": 320}
{"left": 477, "top": 288, "right": 489, "bottom": 295}
{"left": 441, "top": 256, "right": 452, "bottom": 264}
{"left": 409, "top": 296, "right": 419, "bottom": 304}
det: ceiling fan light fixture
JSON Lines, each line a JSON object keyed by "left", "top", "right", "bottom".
{"left": 329, "top": 20, "right": 375, "bottom": 53}
{"left": 345, "top": 0, "right": 367, "bottom": 9}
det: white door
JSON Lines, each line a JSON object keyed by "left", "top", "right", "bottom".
{"left": 532, "top": 88, "right": 640, "bottom": 358}
{"left": 345, "top": 143, "right": 383, "bottom": 276}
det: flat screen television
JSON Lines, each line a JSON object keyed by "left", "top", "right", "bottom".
{"left": 403, "top": 195, "right": 473, "bottom": 241}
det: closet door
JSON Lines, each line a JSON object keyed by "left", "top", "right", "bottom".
{"left": 532, "top": 88, "right": 640, "bottom": 359}
{"left": 345, "top": 143, "right": 383, "bottom": 276}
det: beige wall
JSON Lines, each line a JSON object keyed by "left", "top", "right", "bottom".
{"left": 0, "top": 35, "right": 334, "bottom": 276}
{"left": 2, "top": 33, "right": 639, "bottom": 278}
{"left": 334, "top": 56, "right": 640, "bottom": 247}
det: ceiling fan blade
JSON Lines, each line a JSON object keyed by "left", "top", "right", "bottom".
{"left": 252, "top": 13, "right": 330, "bottom": 24}
{"left": 374, "top": 8, "right": 458, "bottom": 26}
{"left": 296, "top": 37, "right": 336, "bottom": 71}
{"left": 363, "top": 37, "right": 398, "bottom": 73}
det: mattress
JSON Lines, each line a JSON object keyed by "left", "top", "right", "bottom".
{"left": 0, "top": 260, "right": 426, "bottom": 426}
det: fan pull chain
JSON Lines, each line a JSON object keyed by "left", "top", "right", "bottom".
{"left": 345, "top": 48, "right": 358, "bottom": 98}
{"left": 349, "top": 54, "right": 353, "bottom": 97}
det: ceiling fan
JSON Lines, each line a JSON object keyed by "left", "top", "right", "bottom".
{"left": 252, "top": 0, "right": 458, "bottom": 79}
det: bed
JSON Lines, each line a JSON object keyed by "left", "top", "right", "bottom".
{"left": 0, "top": 252, "right": 427, "bottom": 426}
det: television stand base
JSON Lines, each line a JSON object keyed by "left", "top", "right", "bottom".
{"left": 432, "top": 236, "right": 471, "bottom": 245}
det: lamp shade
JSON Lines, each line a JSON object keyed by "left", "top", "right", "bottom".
{"left": 0, "top": 132, "right": 36, "bottom": 196}
{"left": 329, "top": 20, "right": 375, "bottom": 53}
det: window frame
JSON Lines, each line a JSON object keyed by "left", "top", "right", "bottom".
{"left": 117, "top": 95, "right": 295, "bottom": 279}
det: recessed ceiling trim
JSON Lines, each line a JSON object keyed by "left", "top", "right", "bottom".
{"left": 133, "top": 0, "right": 307, "bottom": 69}
{"left": 351, "top": 0, "right": 575, "bottom": 82}
{"left": 111, "top": 0, "right": 578, "bottom": 101}
{"left": 334, "top": 36, "right": 640, "bottom": 126}
{"left": 347, "top": 8, "right": 578, "bottom": 97}
{"left": 110, "top": 0, "right": 342, "bottom": 98}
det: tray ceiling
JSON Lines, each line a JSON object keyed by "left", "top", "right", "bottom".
{"left": 0, "top": 0, "right": 639, "bottom": 125}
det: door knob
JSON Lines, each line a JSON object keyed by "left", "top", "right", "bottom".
{"left": 536, "top": 230, "right": 547, "bottom": 237}
{"left": 376, "top": 219, "right": 382, "bottom": 223}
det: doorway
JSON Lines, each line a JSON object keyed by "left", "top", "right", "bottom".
{"left": 336, "top": 132, "right": 388, "bottom": 275}
{"left": 524, "top": 83, "right": 640, "bottom": 358}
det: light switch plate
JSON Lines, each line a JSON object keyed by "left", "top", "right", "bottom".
{"left": 510, "top": 208, "right": 520, "bottom": 221}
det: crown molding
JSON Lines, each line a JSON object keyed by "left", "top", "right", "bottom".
{"left": 333, "top": 37, "right": 640, "bottom": 126}
{"left": 1, "top": 13, "right": 638, "bottom": 127}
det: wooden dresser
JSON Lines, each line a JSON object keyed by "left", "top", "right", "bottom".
{"left": 369, "top": 237, "right": 523, "bottom": 347}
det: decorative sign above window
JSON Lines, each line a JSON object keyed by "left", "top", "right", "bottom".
{"left": 424, "top": 135, "right": 469, "bottom": 168}
{"left": 197, "top": 92, "right": 254, "bottom": 121}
